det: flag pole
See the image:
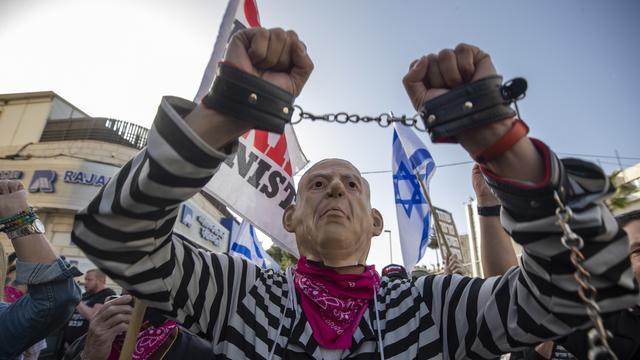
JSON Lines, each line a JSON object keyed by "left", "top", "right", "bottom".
{"left": 413, "top": 170, "right": 452, "bottom": 257}
{"left": 118, "top": 299, "right": 147, "bottom": 360}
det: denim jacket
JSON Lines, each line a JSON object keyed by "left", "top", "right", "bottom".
{"left": 0, "top": 257, "right": 81, "bottom": 359}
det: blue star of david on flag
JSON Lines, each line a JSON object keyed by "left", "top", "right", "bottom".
{"left": 392, "top": 123, "right": 436, "bottom": 271}
{"left": 393, "top": 161, "right": 427, "bottom": 218}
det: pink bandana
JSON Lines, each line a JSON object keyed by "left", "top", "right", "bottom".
{"left": 294, "top": 257, "right": 380, "bottom": 349}
{"left": 108, "top": 320, "right": 177, "bottom": 360}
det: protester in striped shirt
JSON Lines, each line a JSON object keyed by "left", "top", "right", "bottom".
{"left": 72, "top": 27, "right": 639, "bottom": 359}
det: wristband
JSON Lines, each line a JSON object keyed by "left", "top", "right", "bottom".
{"left": 472, "top": 119, "right": 529, "bottom": 163}
{"left": 201, "top": 62, "right": 294, "bottom": 134}
{"left": 477, "top": 205, "right": 501, "bottom": 217}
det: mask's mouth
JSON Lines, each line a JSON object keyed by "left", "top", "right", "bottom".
{"left": 320, "top": 207, "right": 348, "bottom": 219}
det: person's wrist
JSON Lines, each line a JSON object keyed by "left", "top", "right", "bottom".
{"left": 476, "top": 196, "right": 500, "bottom": 207}
{"left": 482, "top": 137, "right": 545, "bottom": 183}
{"left": 185, "top": 104, "right": 252, "bottom": 150}
{"left": 457, "top": 117, "right": 515, "bottom": 155}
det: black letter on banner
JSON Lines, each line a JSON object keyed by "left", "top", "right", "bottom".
{"left": 236, "top": 144, "right": 259, "bottom": 178}
{"left": 278, "top": 182, "right": 296, "bottom": 210}
{"left": 259, "top": 170, "right": 286, "bottom": 198}
{"left": 246, "top": 159, "right": 272, "bottom": 189}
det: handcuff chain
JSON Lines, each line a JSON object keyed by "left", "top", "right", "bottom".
{"left": 291, "top": 106, "right": 425, "bottom": 131}
{"left": 553, "top": 191, "right": 618, "bottom": 360}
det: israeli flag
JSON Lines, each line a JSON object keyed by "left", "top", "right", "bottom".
{"left": 392, "top": 123, "right": 436, "bottom": 271}
{"left": 229, "top": 220, "right": 279, "bottom": 271}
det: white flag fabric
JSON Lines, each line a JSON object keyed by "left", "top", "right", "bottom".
{"left": 229, "top": 219, "right": 279, "bottom": 270}
{"left": 392, "top": 123, "right": 436, "bottom": 271}
{"left": 196, "top": 0, "right": 307, "bottom": 256}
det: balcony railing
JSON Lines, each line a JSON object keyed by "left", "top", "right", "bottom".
{"left": 40, "top": 117, "right": 148, "bottom": 150}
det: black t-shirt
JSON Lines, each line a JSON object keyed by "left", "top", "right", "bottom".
{"left": 63, "top": 288, "right": 116, "bottom": 344}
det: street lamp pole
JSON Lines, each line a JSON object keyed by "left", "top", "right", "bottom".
{"left": 384, "top": 230, "right": 392, "bottom": 264}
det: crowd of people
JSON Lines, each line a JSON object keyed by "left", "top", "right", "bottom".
{"left": 1, "top": 26, "right": 639, "bottom": 359}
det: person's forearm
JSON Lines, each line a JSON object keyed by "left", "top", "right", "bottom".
{"left": 459, "top": 119, "right": 545, "bottom": 184}
{"left": 484, "top": 137, "right": 545, "bottom": 184}
{"left": 184, "top": 104, "right": 251, "bottom": 151}
{"left": 479, "top": 215, "right": 518, "bottom": 277}
{"left": 11, "top": 234, "right": 57, "bottom": 264}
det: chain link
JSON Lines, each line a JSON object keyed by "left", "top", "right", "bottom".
{"left": 291, "top": 106, "right": 425, "bottom": 131}
{"left": 553, "top": 191, "right": 618, "bottom": 360}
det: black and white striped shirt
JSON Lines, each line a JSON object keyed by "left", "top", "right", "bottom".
{"left": 72, "top": 96, "right": 639, "bottom": 359}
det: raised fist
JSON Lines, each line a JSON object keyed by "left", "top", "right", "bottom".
{"left": 403, "top": 44, "right": 517, "bottom": 157}
{"left": 402, "top": 43, "right": 496, "bottom": 111}
{"left": 224, "top": 27, "right": 314, "bottom": 97}
{"left": 0, "top": 180, "right": 29, "bottom": 219}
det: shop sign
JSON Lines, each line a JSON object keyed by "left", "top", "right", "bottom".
{"left": 0, "top": 170, "right": 23, "bottom": 180}
{"left": 63, "top": 170, "right": 111, "bottom": 187}
{"left": 29, "top": 170, "right": 57, "bottom": 193}
{"left": 179, "top": 204, "right": 228, "bottom": 247}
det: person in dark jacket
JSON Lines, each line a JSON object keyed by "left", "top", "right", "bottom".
{"left": 0, "top": 180, "right": 82, "bottom": 358}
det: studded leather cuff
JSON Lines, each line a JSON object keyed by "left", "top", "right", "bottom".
{"left": 421, "top": 76, "right": 526, "bottom": 143}
{"left": 201, "top": 63, "right": 294, "bottom": 134}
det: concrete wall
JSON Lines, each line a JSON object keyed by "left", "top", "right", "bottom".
{"left": 0, "top": 96, "right": 52, "bottom": 147}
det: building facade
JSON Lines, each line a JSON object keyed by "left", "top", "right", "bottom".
{"left": 0, "top": 92, "right": 231, "bottom": 287}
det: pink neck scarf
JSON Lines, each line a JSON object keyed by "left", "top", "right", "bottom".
{"left": 294, "top": 257, "right": 380, "bottom": 349}
{"left": 108, "top": 320, "right": 177, "bottom": 360}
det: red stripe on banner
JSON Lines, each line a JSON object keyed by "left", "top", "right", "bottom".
{"left": 244, "top": 0, "right": 261, "bottom": 27}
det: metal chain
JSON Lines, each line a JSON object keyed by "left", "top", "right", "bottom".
{"left": 553, "top": 191, "right": 618, "bottom": 360}
{"left": 291, "top": 105, "right": 426, "bottom": 131}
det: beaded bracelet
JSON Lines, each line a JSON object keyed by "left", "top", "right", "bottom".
{"left": 0, "top": 207, "right": 34, "bottom": 224}
{"left": 2, "top": 213, "right": 38, "bottom": 233}
{"left": 0, "top": 208, "right": 37, "bottom": 232}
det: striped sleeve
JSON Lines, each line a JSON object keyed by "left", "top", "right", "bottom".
{"left": 417, "top": 143, "right": 639, "bottom": 359}
{"left": 71, "top": 96, "right": 260, "bottom": 342}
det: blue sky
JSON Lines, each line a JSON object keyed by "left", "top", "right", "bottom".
{"left": 1, "top": 0, "right": 639, "bottom": 267}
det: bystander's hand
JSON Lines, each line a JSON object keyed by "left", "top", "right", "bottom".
{"left": 444, "top": 254, "right": 464, "bottom": 275}
{"left": 0, "top": 180, "right": 29, "bottom": 219}
{"left": 81, "top": 295, "right": 133, "bottom": 360}
{"left": 471, "top": 164, "right": 500, "bottom": 207}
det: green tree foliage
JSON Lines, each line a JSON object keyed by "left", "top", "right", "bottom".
{"left": 266, "top": 245, "right": 297, "bottom": 269}
{"left": 607, "top": 170, "right": 639, "bottom": 212}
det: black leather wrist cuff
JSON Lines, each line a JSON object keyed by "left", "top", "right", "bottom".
{"left": 421, "top": 76, "right": 527, "bottom": 143}
{"left": 477, "top": 205, "right": 501, "bottom": 217}
{"left": 201, "top": 63, "right": 294, "bottom": 134}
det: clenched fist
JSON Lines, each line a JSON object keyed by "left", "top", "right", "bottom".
{"left": 402, "top": 44, "right": 516, "bottom": 155}
{"left": 402, "top": 43, "right": 496, "bottom": 109}
{"left": 0, "top": 180, "right": 29, "bottom": 219}
{"left": 224, "top": 27, "right": 314, "bottom": 97}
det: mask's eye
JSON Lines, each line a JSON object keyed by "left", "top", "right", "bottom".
{"left": 348, "top": 181, "right": 357, "bottom": 189}
{"left": 312, "top": 180, "right": 324, "bottom": 189}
